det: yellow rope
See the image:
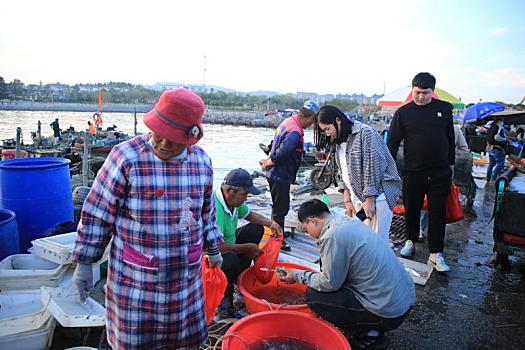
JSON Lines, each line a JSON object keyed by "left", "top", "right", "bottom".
{"left": 200, "top": 318, "right": 238, "bottom": 350}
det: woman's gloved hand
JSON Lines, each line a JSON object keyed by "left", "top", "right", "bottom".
{"left": 207, "top": 245, "right": 223, "bottom": 268}
{"left": 73, "top": 263, "right": 94, "bottom": 304}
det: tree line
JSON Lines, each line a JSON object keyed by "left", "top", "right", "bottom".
{"left": 0, "top": 76, "right": 378, "bottom": 113}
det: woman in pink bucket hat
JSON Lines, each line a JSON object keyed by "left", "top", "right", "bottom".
{"left": 72, "top": 88, "right": 224, "bottom": 349}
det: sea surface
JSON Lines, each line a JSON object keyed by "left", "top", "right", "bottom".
{"left": 0, "top": 110, "right": 313, "bottom": 186}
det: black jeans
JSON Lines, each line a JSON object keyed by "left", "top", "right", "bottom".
{"left": 306, "top": 287, "right": 410, "bottom": 334}
{"left": 403, "top": 167, "right": 452, "bottom": 253}
{"left": 221, "top": 223, "right": 264, "bottom": 288}
{"left": 267, "top": 178, "right": 291, "bottom": 230}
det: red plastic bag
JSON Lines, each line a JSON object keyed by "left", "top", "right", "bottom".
{"left": 445, "top": 183, "right": 464, "bottom": 223}
{"left": 422, "top": 183, "right": 464, "bottom": 224}
{"left": 252, "top": 227, "right": 283, "bottom": 284}
{"left": 202, "top": 255, "right": 227, "bottom": 324}
{"left": 393, "top": 205, "right": 405, "bottom": 215}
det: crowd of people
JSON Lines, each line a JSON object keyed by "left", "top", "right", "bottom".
{"left": 71, "top": 72, "right": 522, "bottom": 350}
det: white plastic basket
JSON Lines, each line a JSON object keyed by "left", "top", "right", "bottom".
{"left": 30, "top": 232, "right": 109, "bottom": 265}
{"left": 0, "top": 254, "right": 69, "bottom": 290}
{"left": 40, "top": 287, "right": 106, "bottom": 328}
{"left": 0, "top": 290, "right": 51, "bottom": 337}
{"left": 30, "top": 232, "right": 79, "bottom": 265}
{"left": 0, "top": 316, "right": 56, "bottom": 350}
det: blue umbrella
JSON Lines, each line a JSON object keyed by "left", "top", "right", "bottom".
{"left": 462, "top": 102, "right": 504, "bottom": 123}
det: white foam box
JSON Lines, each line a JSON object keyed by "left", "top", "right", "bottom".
{"left": 0, "top": 289, "right": 51, "bottom": 337}
{"left": 0, "top": 254, "right": 69, "bottom": 290}
{"left": 59, "top": 262, "right": 104, "bottom": 288}
{"left": 40, "top": 287, "right": 106, "bottom": 327}
{"left": 0, "top": 316, "right": 55, "bottom": 350}
{"left": 30, "top": 232, "right": 109, "bottom": 265}
{"left": 398, "top": 257, "right": 433, "bottom": 286}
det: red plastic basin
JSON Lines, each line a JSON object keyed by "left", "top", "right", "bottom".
{"left": 221, "top": 310, "right": 351, "bottom": 350}
{"left": 238, "top": 261, "right": 315, "bottom": 315}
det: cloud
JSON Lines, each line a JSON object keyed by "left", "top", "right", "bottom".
{"left": 488, "top": 27, "right": 507, "bottom": 37}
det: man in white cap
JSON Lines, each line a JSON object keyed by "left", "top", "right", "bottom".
{"left": 260, "top": 100, "right": 319, "bottom": 250}
{"left": 72, "top": 88, "right": 223, "bottom": 349}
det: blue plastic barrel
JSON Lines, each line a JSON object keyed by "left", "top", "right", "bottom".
{"left": 0, "top": 158, "right": 73, "bottom": 252}
{"left": 0, "top": 208, "right": 20, "bottom": 260}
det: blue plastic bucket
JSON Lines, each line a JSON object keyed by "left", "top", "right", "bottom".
{"left": 0, "top": 208, "right": 20, "bottom": 260}
{"left": 0, "top": 158, "right": 73, "bottom": 252}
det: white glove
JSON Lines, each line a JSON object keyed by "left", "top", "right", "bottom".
{"left": 208, "top": 253, "right": 223, "bottom": 268}
{"left": 73, "top": 263, "right": 93, "bottom": 304}
{"left": 207, "top": 245, "right": 223, "bottom": 268}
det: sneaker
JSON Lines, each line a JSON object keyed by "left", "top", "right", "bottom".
{"left": 400, "top": 240, "right": 414, "bottom": 257}
{"left": 419, "top": 230, "right": 426, "bottom": 240}
{"left": 428, "top": 253, "right": 451, "bottom": 272}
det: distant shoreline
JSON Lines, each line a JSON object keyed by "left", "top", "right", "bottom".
{"left": 0, "top": 101, "right": 282, "bottom": 128}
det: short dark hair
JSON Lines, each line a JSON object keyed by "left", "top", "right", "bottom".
{"left": 298, "top": 199, "right": 330, "bottom": 223}
{"left": 412, "top": 72, "right": 436, "bottom": 90}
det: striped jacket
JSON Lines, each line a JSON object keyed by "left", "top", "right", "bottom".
{"left": 336, "top": 122, "right": 401, "bottom": 210}
{"left": 73, "top": 134, "right": 223, "bottom": 349}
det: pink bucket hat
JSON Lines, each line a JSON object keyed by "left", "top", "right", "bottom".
{"left": 143, "top": 88, "right": 205, "bottom": 145}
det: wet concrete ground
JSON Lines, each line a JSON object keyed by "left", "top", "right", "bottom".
{"left": 388, "top": 183, "right": 525, "bottom": 350}
{"left": 50, "top": 183, "right": 525, "bottom": 349}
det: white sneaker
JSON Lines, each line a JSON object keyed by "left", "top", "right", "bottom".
{"left": 400, "top": 240, "right": 414, "bottom": 257}
{"left": 428, "top": 253, "right": 451, "bottom": 272}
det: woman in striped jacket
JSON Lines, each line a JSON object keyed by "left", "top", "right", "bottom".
{"left": 315, "top": 105, "right": 401, "bottom": 243}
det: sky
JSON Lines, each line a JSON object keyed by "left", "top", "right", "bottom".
{"left": 1, "top": 0, "right": 524, "bottom": 104}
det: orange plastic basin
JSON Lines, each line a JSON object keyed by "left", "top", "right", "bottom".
{"left": 221, "top": 310, "right": 351, "bottom": 350}
{"left": 238, "top": 261, "right": 315, "bottom": 315}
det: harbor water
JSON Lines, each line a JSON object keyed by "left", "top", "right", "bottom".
{"left": 0, "top": 110, "right": 313, "bottom": 186}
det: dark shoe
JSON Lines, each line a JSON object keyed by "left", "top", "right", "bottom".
{"left": 280, "top": 241, "right": 291, "bottom": 252}
{"left": 217, "top": 294, "right": 234, "bottom": 319}
{"left": 216, "top": 306, "right": 234, "bottom": 319}
{"left": 283, "top": 231, "right": 293, "bottom": 238}
{"left": 350, "top": 333, "right": 390, "bottom": 350}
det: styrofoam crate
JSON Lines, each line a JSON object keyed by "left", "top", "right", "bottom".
{"left": 0, "top": 289, "right": 51, "bottom": 337}
{"left": 59, "top": 261, "right": 104, "bottom": 289}
{"left": 30, "top": 232, "right": 109, "bottom": 265}
{"left": 40, "top": 287, "right": 106, "bottom": 327}
{"left": 0, "top": 254, "right": 69, "bottom": 290}
{"left": 0, "top": 316, "right": 55, "bottom": 350}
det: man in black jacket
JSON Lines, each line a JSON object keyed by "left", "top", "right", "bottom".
{"left": 387, "top": 72, "right": 454, "bottom": 272}
{"left": 486, "top": 117, "right": 507, "bottom": 182}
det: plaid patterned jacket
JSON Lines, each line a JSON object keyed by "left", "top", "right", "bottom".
{"left": 73, "top": 134, "right": 223, "bottom": 349}
{"left": 336, "top": 122, "right": 402, "bottom": 210}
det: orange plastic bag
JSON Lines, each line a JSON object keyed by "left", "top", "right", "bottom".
{"left": 202, "top": 255, "right": 227, "bottom": 324}
{"left": 393, "top": 205, "right": 405, "bottom": 215}
{"left": 422, "top": 183, "right": 464, "bottom": 224}
{"left": 252, "top": 227, "right": 283, "bottom": 284}
{"left": 445, "top": 183, "right": 464, "bottom": 223}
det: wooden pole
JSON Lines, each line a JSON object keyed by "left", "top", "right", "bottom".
{"left": 134, "top": 109, "right": 137, "bottom": 136}
{"left": 37, "top": 121, "right": 42, "bottom": 149}
{"left": 15, "top": 127, "right": 22, "bottom": 158}
{"left": 82, "top": 131, "right": 90, "bottom": 187}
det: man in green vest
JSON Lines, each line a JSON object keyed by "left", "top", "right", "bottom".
{"left": 215, "top": 168, "right": 283, "bottom": 318}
